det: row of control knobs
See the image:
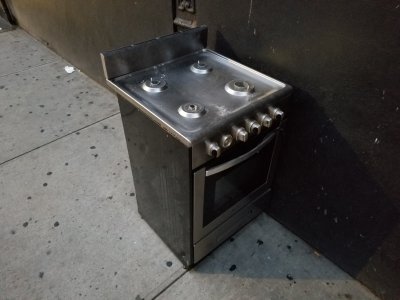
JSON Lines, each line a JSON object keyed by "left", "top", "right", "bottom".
{"left": 206, "top": 107, "right": 284, "bottom": 157}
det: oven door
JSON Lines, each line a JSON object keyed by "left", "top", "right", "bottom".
{"left": 193, "top": 130, "right": 279, "bottom": 244}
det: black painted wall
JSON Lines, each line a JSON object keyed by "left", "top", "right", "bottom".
{"left": 197, "top": 1, "right": 400, "bottom": 299}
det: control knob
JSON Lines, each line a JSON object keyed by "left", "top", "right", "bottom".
{"left": 257, "top": 113, "right": 273, "bottom": 128}
{"left": 231, "top": 126, "right": 248, "bottom": 142}
{"left": 220, "top": 134, "right": 233, "bottom": 148}
{"left": 205, "top": 141, "right": 221, "bottom": 158}
{"left": 245, "top": 119, "right": 262, "bottom": 135}
{"left": 268, "top": 107, "right": 285, "bottom": 121}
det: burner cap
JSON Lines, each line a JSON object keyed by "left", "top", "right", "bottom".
{"left": 178, "top": 103, "right": 206, "bottom": 118}
{"left": 190, "top": 60, "right": 212, "bottom": 74}
{"left": 225, "top": 80, "right": 255, "bottom": 96}
{"left": 141, "top": 78, "right": 167, "bottom": 93}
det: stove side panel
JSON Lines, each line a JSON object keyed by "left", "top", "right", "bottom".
{"left": 118, "top": 96, "right": 193, "bottom": 267}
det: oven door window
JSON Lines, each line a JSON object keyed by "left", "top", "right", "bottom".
{"left": 203, "top": 137, "right": 275, "bottom": 227}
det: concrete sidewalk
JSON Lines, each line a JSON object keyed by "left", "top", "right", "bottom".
{"left": 0, "top": 28, "right": 378, "bottom": 300}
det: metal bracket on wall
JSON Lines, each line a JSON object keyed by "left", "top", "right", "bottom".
{"left": 174, "top": 0, "right": 196, "bottom": 31}
{"left": 178, "top": 0, "right": 195, "bottom": 13}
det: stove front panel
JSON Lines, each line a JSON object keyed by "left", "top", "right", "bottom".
{"left": 192, "top": 127, "right": 284, "bottom": 263}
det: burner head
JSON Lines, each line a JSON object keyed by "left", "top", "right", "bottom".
{"left": 190, "top": 60, "right": 212, "bottom": 74}
{"left": 225, "top": 80, "right": 255, "bottom": 96}
{"left": 178, "top": 103, "right": 206, "bottom": 118}
{"left": 141, "top": 78, "right": 167, "bottom": 93}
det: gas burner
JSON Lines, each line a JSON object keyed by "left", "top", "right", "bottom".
{"left": 141, "top": 77, "right": 167, "bottom": 93}
{"left": 190, "top": 60, "right": 212, "bottom": 74}
{"left": 178, "top": 103, "right": 206, "bottom": 118}
{"left": 225, "top": 80, "right": 255, "bottom": 96}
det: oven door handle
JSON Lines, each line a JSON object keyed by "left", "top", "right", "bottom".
{"left": 205, "top": 132, "right": 276, "bottom": 177}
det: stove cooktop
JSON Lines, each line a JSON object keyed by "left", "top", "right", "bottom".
{"left": 110, "top": 49, "right": 290, "bottom": 146}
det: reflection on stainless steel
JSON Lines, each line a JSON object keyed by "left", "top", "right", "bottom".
{"left": 101, "top": 27, "right": 291, "bottom": 268}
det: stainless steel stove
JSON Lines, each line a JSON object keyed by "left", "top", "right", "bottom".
{"left": 101, "top": 26, "right": 292, "bottom": 267}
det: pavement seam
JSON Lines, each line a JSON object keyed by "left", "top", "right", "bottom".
{"left": 0, "top": 111, "right": 120, "bottom": 167}
{"left": 0, "top": 59, "right": 60, "bottom": 78}
{"left": 145, "top": 267, "right": 189, "bottom": 300}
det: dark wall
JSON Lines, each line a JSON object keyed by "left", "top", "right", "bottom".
{"left": 197, "top": 1, "right": 400, "bottom": 299}
{"left": 5, "top": 0, "right": 173, "bottom": 84}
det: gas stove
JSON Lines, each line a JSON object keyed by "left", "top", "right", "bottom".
{"left": 111, "top": 49, "right": 288, "bottom": 139}
{"left": 101, "top": 26, "right": 292, "bottom": 267}
{"left": 102, "top": 26, "right": 291, "bottom": 168}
